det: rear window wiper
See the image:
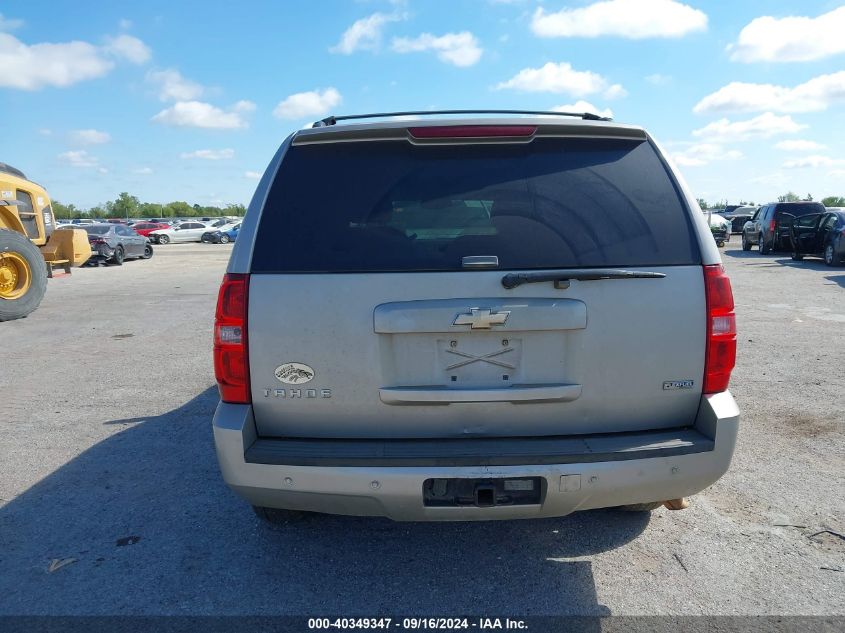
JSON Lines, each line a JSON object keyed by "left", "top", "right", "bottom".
{"left": 501, "top": 269, "right": 666, "bottom": 289}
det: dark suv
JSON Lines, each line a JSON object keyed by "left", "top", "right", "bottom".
{"left": 742, "top": 201, "right": 826, "bottom": 253}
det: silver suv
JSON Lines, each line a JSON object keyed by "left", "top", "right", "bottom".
{"left": 212, "top": 111, "right": 739, "bottom": 522}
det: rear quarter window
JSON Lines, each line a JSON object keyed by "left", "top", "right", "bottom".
{"left": 251, "top": 137, "right": 700, "bottom": 273}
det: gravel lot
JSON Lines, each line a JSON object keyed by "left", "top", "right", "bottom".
{"left": 0, "top": 242, "right": 842, "bottom": 616}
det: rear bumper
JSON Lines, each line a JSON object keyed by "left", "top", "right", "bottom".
{"left": 212, "top": 393, "right": 739, "bottom": 521}
{"left": 89, "top": 245, "right": 114, "bottom": 261}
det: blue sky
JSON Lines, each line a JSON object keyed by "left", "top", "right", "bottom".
{"left": 3, "top": 0, "right": 845, "bottom": 208}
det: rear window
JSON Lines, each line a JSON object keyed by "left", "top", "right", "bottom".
{"left": 83, "top": 225, "right": 110, "bottom": 235}
{"left": 82, "top": 224, "right": 111, "bottom": 235}
{"left": 775, "top": 203, "right": 825, "bottom": 218}
{"left": 251, "top": 137, "right": 700, "bottom": 273}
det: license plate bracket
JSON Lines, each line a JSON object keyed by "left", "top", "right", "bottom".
{"left": 422, "top": 477, "right": 543, "bottom": 508}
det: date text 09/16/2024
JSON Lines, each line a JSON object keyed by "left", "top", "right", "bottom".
{"left": 307, "top": 618, "right": 528, "bottom": 630}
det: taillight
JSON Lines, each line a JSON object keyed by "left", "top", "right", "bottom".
{"left": 769, "top": 220, "right": 776, "bottom": 233}
{"left": 214, "top": 273, "right": 250, "bottom": 403}
{"left": 703, "top": 265, "right": 736, "bottom": 394}
{"left": 89, "top": 238, "right": 106, "bottom": 244}
{"left": 409, "top": 125, "right": 537, "bottom": 139}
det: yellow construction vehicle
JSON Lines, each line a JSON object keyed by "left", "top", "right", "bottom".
{"left": 0, "top": 162, "right": 90, "bottom": 321}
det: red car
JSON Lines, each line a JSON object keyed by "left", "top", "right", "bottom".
{"left": 131, "top": 222, "right": 170, "bottom": 237}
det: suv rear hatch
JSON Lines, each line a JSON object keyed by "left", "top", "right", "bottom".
{"left": 246, "top": 124, "right": 706, "bottom": 439}
{"left": 775, "top": 202, "right": 825, "bottom": 247}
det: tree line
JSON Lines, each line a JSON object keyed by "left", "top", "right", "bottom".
{"left": 51, "top": 192, "right": 246, "bottom": 220}
{"left": 697, "top": 193, "right": 845, "bottom": 209}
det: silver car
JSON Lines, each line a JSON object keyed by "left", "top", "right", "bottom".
{"left": 148, "top": 221, "right": 210, "bottom": 244}
{"left": 212, "top": 111, "right": 739, "bottom": 522}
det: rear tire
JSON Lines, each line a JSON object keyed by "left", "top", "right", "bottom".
{"left": 742, "top": 234, "right": 751, "bottom": 251}
{"left": 759, "top": 234, "right": 771, "bottom": 254}
{"left": 220, "top": 234, "right": 230, "bottom": 244}
{"left": 791, "top": 250, "right": 804, "bottom": 261}
{"left": 142, "top": 244, "right": 153, "bottom": 259}
{"left": 617, "top": 502, "right": 663, "bottom": 512}
{"left": 110, "top": 245, "right": 124, "bottom": 266}
{"left": 824, "top": 244, "right": 836, "bottom": 266}
{"left": 157, "top": 234, "right": 170, "bottom": 245}
{"left": 252, "top": 505, "right": 308, "bottom": 525}
{"left": 0, "top": 229, "right": 48, "bottom": 322}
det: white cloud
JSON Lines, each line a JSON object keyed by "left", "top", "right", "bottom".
{"left": 331, "top": 12, "right": 403, "bottom": 54}
{"left": 693, "top": 72, "right": 845, "bottom": 114}
{"left": 783, "top": 155, "right": 843, "bottom": 169}
{"left": 119, "top": 19, "right": 133, "bottom": 30}
{"left": 496, "top": 62, "right": 625, "bottom": 98}
{"left": 133, "top": 167, "right": 153, "bottom": 175}
{"left": 58, "top": 150, "right": 98, "bottom": 168}
{"left": 729, "top": 7, "right": 845, "bottom": 63}
{"left": 0, "top": 33, "right": 114, "bottom": 90}
{"left": 38, "top": 128, "right": 52, "bottom": 136}
{"left": 645, "top": 73, "right": 671, "bottom": 85}
{"left": 531, "top": 0, "right": 707, "bottom": 39}
{"left": 244, "top": 171, "right": 262, "bottom": 180}
{"left": 69, "top": 129, "right": 111, "bottom": 145}
{"left": 552, "top": 101, "right": 613, "bottom": 119}
{"left": 97, "top": 167, "right": 109, "bottom": 174}
{"left": 603, "top": 84, "right": 628, "bottom": 99}
{"left": 775, "top": 140, "right": 826, "bottom": 152}
{"left": 692, "top": 113, "right": 806, "bottom": 142}
{"left": 0, "top": 30, "right": 150, "bottom": 90}
{"left": 273, "top": 88, "right": 342, "bottom": 119}
{"left": 146, "top": 68, "right": 204, "bottom": 101}
{"left": 103, "top": 34, "right": 151, "bottom": 64}
{"left": 232, "top": 100, "right": 256, "bottom": 113}
{"left": 0, "top": 13, "right": 24, "bottom": 31}
{"left": 670, "top": 143, "right": 743, "bottom": 168}
{"left": 180, "top": 149, "right": 235, "bottom": 160}
{"left": 749, "top": 172, "right": 785, "bottom": 187}
{"left": 152, "top": 101, "right": 250, "bottom": 129}
{"left": 391, "top": 31, "right": 483, "bottom": 67}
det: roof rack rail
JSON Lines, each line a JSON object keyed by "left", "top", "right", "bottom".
{"left": 312, "top": 109, "right": 612, "bottom": 128}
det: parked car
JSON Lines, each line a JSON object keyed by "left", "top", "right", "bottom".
{"left": 742, "top": 201, "right": 826, "bottom": 253}
{"left": 131, "top": 221, "right": 171, "bottom": 237}
{"left": 790, "top": 209, "right": 845, "bottom": 266}
{"left": 148, "top": 221, "right": 210, "bottom": 244}
{"left": 705, "top": 211, "right": 730, "bottom": 247}
{"left": 202, "top": 223, "right": 240, "bottom": 244}
{"left": 77, "top": 223, "right": 153, "bottom": 264}
{"left": 211, "top": 111, "right": 739, "bottom": 523}
{"left": 720, "top": 206, "right": 756, "bottom": 233}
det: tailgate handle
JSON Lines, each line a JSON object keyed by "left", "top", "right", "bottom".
{"left": 462, "top": 255, "right": 499, "bottom": 269}
{"left": 379, "top": 383, "right": 582, "bottom": 405}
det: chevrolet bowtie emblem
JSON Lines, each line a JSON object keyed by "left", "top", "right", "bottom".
{"left": 452, "top": 308, "right": 511, "bottom": 330}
